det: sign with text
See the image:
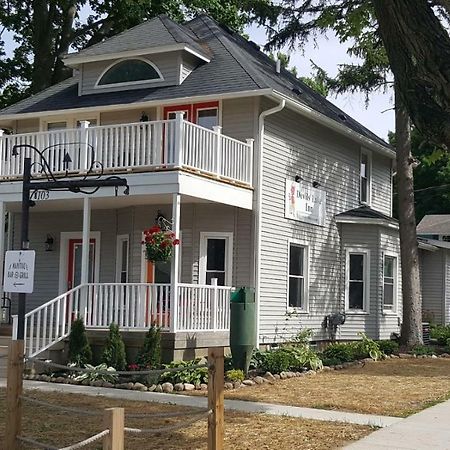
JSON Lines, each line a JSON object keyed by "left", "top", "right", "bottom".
{"left": 3, "top": 250, "right": 36, "bottom": 293}
{"left": 285, "top": 179, "right": 326, "bottom": 226}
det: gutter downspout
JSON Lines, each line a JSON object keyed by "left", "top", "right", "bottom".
{"left": 255, "top": 99, "right": 285, "bottom": 346}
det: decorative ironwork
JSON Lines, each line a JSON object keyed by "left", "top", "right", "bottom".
{"left": 155, "top": 210, "right": 173, "bottom": 231}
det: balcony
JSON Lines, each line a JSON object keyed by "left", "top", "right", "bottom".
{"left": 0, "top": 117, "right": 253, "bottom": 187}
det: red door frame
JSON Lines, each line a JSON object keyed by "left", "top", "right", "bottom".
{"left": 163, "top": 101, "right": 219, "bottom": 124}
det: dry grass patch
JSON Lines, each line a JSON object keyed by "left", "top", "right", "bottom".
{"left": 0, "top": 389, "right": 371, "bottom": 449}
{"left": 225, "top": 358, "right": 450, "bottom": 417}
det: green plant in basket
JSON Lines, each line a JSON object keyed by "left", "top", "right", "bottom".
{"left": 142, "top": 226, "right": 180, "bottom": 262}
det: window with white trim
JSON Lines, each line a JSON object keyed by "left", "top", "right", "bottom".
{"left": 383, "top": 254, "right": 397, "bottom": 311}
{"left": 196, "top": 108, "right": 218, "bottom": 130}
{"left": 115, "top": 235, "right": 129, "bottom": 283}
{"left": 199, "top": 232, "right": 233, "bottom": 286}
{"left": 346, "top": 250, "right": 369, "bottom": 311}
{"left": 360, "top": 150, "right": 372, "bottom": 204}
{"left": 288, "top": 243, "right": 308, "bottom": 309}
{"left": 97, "top": 58, "right": 162, "bottom": 86}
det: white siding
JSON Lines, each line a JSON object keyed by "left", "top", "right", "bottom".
{"left": 222, "top": 97, "right": 257, "bottom": 142}
{"left": 445, "top": 252, "right": 450, "bottom": 324}
{"left": 259, "top": 104, "right": 397, "bottom": 343}
{"left": 80, "top": 51, "right": 182, "bottom": 95}
{"left": 180, "top": 54, "right": 198, "bottom": 83}
{"left": 371, "top": 155, "right": 392, "bottom": 215}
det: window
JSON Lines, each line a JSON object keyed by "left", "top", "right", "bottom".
{"left": 199, "top": 232, "right": 233, "bottom": 286}
{"left": 346, "top": 250, "right": 369, "bottom": 311}
{"left": 383, "top": 254, "right": 397, "bottom": 311}
{"left": 288, "top": 244, "right": 308, "bottom": 309}
{"left": 360, "top": 150, "right": 372, "bottom": 204}
{"left": 116, "top": 235, "right": 129, "bottom": 283}
{"left": 196, "top": 108, "right": 218, "bottom": 130}
{"left": 47, "top": 121, "right": 67, "bottom": 131}
{"left": 97, "top": 58, "right": 162, "bottom": 87}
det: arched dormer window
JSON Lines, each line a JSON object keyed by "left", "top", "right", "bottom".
{"left": 96, "top": 58, "right": 163, "bottom": 87}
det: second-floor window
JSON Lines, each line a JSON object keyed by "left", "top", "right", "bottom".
{"left": 383, "top": 254, "right": 397, "bottom": 312}
{"left": 360, "top": 150, "right": 372, "bottom": 204}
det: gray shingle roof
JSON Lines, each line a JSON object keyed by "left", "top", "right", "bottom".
{"left": 417, "top": 215, "right": 450, "bottom": 235}
{"left": 336, "top": 206, "right": 398, "bottom": 223}
{"left": 64, "top": 15, "right": 207, "bottom": 62}
{"left": 0, "top": 14, "right": 390, "bottom": 150}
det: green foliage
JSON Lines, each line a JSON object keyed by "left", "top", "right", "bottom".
{"left": 225, "top": 369, "right": 245, "bottom": 382}
{"left": 410, "top": 345, "right": 435, "bottom": 356}
{"left": 358, "top": 332, "right": 383, "bottom": 361}
{"left": 159, "top": 359, "right": 208, "bottom": 385}
{"left": 224, "top": 354, "right": 234, "bottom": 371}
{"left": 377, "top": 340, "right": 399, "bottom": 356}
{"left": 257, "top": 345, "right": 323, "bottom": 373}
{"left": 321, "top": 334, "right": 383, "bottom": 363}
{"left": 68, "top": 318, "right": 92, "bottom": 366}
{"left": 291, "top": 328, "right": 314, "bottom": 346}
{"left": 102, "top": 323, "right": 127, "bottom": 371}
{"left": 136, "top": 325, "right": 161, "bottom": 369}
{"left": 430, "top": 325, "right": 450, "bottom": 346}
{"left": 72, "top": 363, "right": 118, "bottom": 383}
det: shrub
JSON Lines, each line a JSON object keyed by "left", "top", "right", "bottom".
{"left": 411, "top": 344, "right": 435, "bottom": 356}
{"left": 377, "top": 340, "right": 399, "bottom": 355}
{"left": 430, "top": 325, "right": 450, "bottom": 346}
{"left": 320, "top": 356, "right": 342, "bottom": 367}
{"left": 357, "top": 333, "right": 383, "bottom": 361}
{"left": 102, "top": 323, "right": 127, "bottom": 371}
{"left": 136, "top": 325, "right": 161, "bottom": 369}
{"left": 225, "top": 369, "right": 245, "bottom": 383}
{"left": 72, "top": 363, "right": 118, "bottom": 383}
{"left": 159, "top": 359, "right": 208, "bottom": 385}
{"left": 258, "top": 345, "right": 322, "bottom": 373}
{"left": 68, "top": 318, "right": 92, "bottom": 365}
{"left": 322, "top": 343, "right": 355, "bottom": 363}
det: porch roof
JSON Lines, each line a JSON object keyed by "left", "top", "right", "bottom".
{"left": 335, "top": 206, "right": 398, "bottom": 228}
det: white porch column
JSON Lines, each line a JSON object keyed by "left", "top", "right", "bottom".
{"left": 79, "top": 120, "right": 90, "bottom": 171}
{"left": 170, "top": 193, "right": 181, "bottom": 332}
{"left": 174, "top": 112, "right": 184, "bottom": 167}
{"left": 80, "top": 197, "right": 91, "bottom": 319}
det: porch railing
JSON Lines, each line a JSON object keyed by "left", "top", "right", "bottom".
{"left": 19, "top": 282, "right": 232, "bottom": 358}
{"left": 0, "top": 119, "right": 253, "bottom": 185}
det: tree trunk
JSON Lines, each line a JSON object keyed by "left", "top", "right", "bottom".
{"left": 395, "top": 85, "right": 423, "bottom": 348}
{"left": 373, "top": 0, "right": 450, "bottom": 148}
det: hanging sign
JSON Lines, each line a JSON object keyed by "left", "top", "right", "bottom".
{"left": 285, "top": 179, "right": 326, "bottom": 226}
{"left": 3, "top": 250, "right": 36, "bottom": 294}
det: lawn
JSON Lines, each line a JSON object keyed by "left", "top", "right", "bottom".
{"left": 0, "top": 390, "right": 371, "bottom": 450}
{"left": 225, "top": 358, "right": 450, "bottom": 417}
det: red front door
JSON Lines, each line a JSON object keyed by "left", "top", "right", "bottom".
{"left": 67, "top": 238, "right": 96, "bottom": 290}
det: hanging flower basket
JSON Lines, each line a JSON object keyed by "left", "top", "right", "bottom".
{"left": 142, "top": 226, "right": 180, "bottom": 263}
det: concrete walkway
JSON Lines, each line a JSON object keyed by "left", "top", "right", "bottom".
{"left": 344, "top": 399, "right": 450, "bottom": 449}
{"left": 0, "top": 379, "right": 400, "bottom": 428}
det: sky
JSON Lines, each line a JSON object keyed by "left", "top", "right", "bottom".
{"left": 2, "top": 17, "right": 395, "bottom": 141}
{"left": 246, "top": 24, "right": 395, "bottom": 140}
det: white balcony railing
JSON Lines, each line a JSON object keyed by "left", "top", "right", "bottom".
{"left": 20, "top": 282, "right": 232, "bottom": 358}
{"left": 0, "top": 118, "right": 253, "bottom": 185}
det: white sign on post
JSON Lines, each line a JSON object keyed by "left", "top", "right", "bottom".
{"left": 3, "top": 250, "right": 36, "bottom": 294}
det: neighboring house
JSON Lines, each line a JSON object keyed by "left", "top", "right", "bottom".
{"left": 0, "top": 14, "right": 401, "bottom": 360}
{"left": 417, "top": 215, "right": 450, "bottom": 325}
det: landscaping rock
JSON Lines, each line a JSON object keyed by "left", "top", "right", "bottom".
{"left": 162, "top": 382, "right": 174, "bottom": 393}
{"left": 126, "top": 382, "right": 135, "bottom": 390}
{"left": 148, "top": 384, "right": 157, "bottom": 392}
{"left": 102, "top": 381, "right": 114, "bottom": 388}
{"left": 322, "top": 366, "right": 332, "bottom": 371}
{"left": 184, "top": 383, "right": 195, "bottom": 391}
{"left": 279, "top": 372, "right": 288, "bottom": 379}
{"left": 242, "top": 379, "right": 255, "bottom": 386}
{"left": 274, "top": 374, "right": 281, "bottom": 380}
{"left": 174, "top": 383, "right": 185, "bottom": 392}
{"left": 116, "top": 383, "right": 129, "bottom": 390}
{"left": 440, "top": 353, "right": 450, "bottom": 358}
{"left": 399, "top": 353, "right": 414, "bottom": 359}
{"left": 264, "top": 372, "right": 275, "bottom": 381}
{"left": 233, "top": 381, "right": 241, "bottom": 389}
{"left": 334, "top": 365, "right": 343, "bottom": 370}
{"left": 224, "top": 382, "right": 234, "bottom": 390}
{"left": 133, "top": 382, "right": 147, "bottom": 391}
{"left": 200, "top": 383, "right": 208, "bottom": 391}
{"left": 81, "top": 379, "right": 90, "bottom": 386}
{"left": 92, "top": 380, "right": 104, "bottom": 387}
{"left": 390, "top": 354, "right": 399, "bottom": 358}
{"left": 155, "top": 384, "right": 163, "bottom": 393}
{"left": 254, "top": 376, "right": 265, "bottom": 385}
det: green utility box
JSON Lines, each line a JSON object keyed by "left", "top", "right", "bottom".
{"left": 230, "top": 287, "right": 256, "bottom": 374}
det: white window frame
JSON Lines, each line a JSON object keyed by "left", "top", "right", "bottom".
{"left": 287, "top": 239, "right": 310, "bottom": 313}
{"left": 199, "top": 232, "right": 233, "bottom": 286}
{"left": 40, "top": 113, "right": 100, "bottom": 131}
{"left": 360, "top": 148, "right": 372, "bottom": 205}
{"left": 195, "top": 106, "right": 219, "bottom": 129}
{"left": 345, "top": 247, "right": 371, "bottom": 313}
{"left": 115, "top": 234, "right": 129, "bottom": 283}
{"left": 382, "top": 251, "right": 398, "bottom": 314}
{"left": 94, "top": 57, "right": 164, "bottom": 89}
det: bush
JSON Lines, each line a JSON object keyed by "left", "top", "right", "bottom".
{"left": 377, "top": 340, "right": 399, "bottom": 355}
{"left": 321, "top": 343, "right": 355, "bottom": 363}
{"left": 159, "top": 359, "right": 208, "bottom": 385}
{"left": 431, "top": 325, "right": 450, "bottom": 346}
{"left": 72, "top": 363, "right": 118, "bottom": 383}
{"left": 411, "top": 344, "right": 435, "bottom": 356}
{"left": 102, "top": 323, "right": 127, "bottom": 371}
{"left": 225, "top": 369, "right": 245, "bottom": 382}
{"left": 136, "top": 325, "right": 161, "bottom": 369}
{"left": 68, "top": 318, "right": 92, "bottom": 365}
{"left": 320, "top": 356, "right": 342, "bottom": 367}
{"left": 257, "top": 345, "right": 322, "bottom": 373}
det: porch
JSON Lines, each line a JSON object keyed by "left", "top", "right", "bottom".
{"left": 0, "top": 114, "right": 254, "bottom": 187}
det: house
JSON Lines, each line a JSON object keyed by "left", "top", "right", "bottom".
{"left": 417, "top": 215, "right": 450, "bottom": 325}
{"left": 0, "top": 14, "right": 401, "bottom": 361}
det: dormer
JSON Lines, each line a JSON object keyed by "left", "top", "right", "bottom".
{"left": 63, "top": 15, "right": 210, "bottom": 96}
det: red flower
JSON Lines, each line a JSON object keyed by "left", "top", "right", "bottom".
{"left": 146, "top": 226, "right": 161, "bottom": 234}
{"left": 173, "top": 239, "right": 180, "bottom": 246}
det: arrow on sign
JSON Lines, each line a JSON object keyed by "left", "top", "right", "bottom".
{"left": 13, "top": 282, "right": 24, "bottom": 287}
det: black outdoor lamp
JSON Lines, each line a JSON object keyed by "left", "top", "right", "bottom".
{"left": 45, "top": 234, "right": 54, "bottom": 252}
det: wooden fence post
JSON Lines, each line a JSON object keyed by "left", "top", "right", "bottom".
{"left": 103, "top": 407, "right": 124, "bottom": 450}
{"left": 5, "top": 339, "right": 25, "bottom": 450}
{"left": 208, "top": 346, "right": 224, "bottom": 450}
